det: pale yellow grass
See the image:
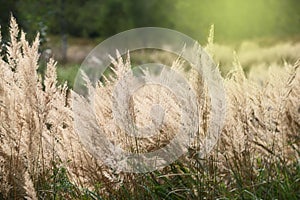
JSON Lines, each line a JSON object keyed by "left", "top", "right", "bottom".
{"left": 0, "top": 18, "right": 299, "bottom": 199}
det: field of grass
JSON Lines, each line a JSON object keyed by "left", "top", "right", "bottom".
{"left": 0, "top": 17, "right": 299, "bottom": 200}
{"left": 51, "top": 30, "right": 300, "bottom": 89}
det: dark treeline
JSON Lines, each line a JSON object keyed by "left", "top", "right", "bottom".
{"left": 0, "top": 0, "right": 175, "bottom": 43}
{"left": 1, "top": 0, "right": 300, "bottom": 45}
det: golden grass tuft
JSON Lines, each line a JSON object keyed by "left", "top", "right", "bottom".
{"left": 0, "top": 17, "right": 299, "bottom": 199}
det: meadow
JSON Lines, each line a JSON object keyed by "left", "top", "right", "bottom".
{"left": 0, "top": 17, "right": 299, "bottom": 200}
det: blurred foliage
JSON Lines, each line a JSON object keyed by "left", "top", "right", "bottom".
{"left": 0, "top": 0, "right": 299, "bottom": 44}
{"left": 0, "top": 0, "right": 176, "bottom": 41}
{"left": 174, "top": 0, "right": 300, "bottom": 43}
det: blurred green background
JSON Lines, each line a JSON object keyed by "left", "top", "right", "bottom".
{"left": 1, "top": 0, "right": 299, "bottom": 42}
{"left": 1, "top": 0, "right": 300, "bottom": 86}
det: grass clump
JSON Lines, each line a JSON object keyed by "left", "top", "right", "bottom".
{"left": 0, "top": 17, "right": 299, "bottom": 199}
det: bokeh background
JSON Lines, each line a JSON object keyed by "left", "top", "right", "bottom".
{"left": 1, "top": 0, "right": 300, "bottom": 86}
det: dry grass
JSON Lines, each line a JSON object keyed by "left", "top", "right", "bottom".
{"left": 0, "top": 17, "right": 299, "bottom": 199}
{"left": 0, "top": 17, "right": 96, "bottom": 199}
